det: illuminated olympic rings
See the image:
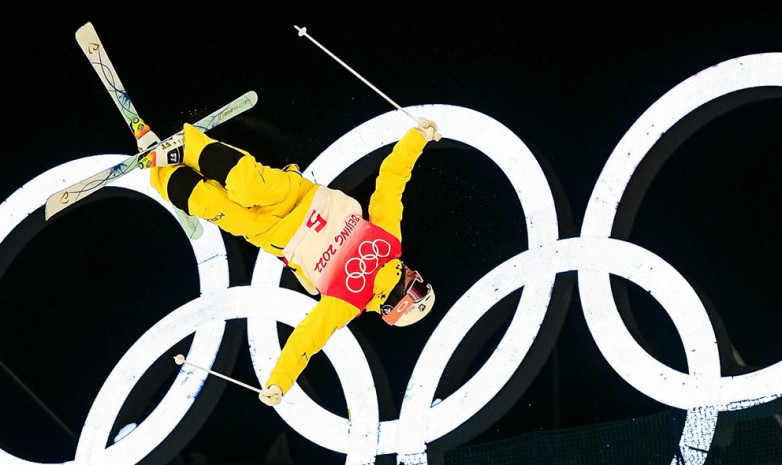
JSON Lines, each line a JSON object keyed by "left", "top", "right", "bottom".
{"left": 1, "top": 52, "right": 781, "bottom": 465}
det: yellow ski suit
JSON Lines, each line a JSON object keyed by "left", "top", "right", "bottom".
{"left": 150, "top": 124, "right": 428, "bottom": 394}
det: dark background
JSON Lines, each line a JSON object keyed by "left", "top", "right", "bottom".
{"left": 1, "top": 2, "right": 782, "bottom": 464}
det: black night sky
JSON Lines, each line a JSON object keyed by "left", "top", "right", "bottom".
{"left": 1, "top": 2, "right": 782, "bottom": 465}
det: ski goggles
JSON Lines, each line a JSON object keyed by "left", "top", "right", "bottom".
{"left": 403, "top": 270, "right": 430, "bottom": 302}
{"left": 381, "top": 270, "right": 431, "bottom": 325}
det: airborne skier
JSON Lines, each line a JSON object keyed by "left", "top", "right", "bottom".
{"left": 55, "top": 22, "right": 443, "bottom": 407}
{"left": 148, "top": 117, "right": 441, "bottom": 405}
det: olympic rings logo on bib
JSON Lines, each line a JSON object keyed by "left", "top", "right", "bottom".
{"left": 344, "top": 239, "right": 392, "bottom": 293}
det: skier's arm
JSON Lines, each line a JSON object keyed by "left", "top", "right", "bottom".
{"left": 265, "top": 296, "right": 359, "bottom": 394}
{"left": 367, "top": 128, "right": 429, "bottom": 240}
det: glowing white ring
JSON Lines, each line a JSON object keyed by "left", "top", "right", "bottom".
{"left": 580, "top": 52, "right": 782, "bottom": 463}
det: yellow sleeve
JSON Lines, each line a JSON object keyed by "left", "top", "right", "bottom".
{"left": 367, "top": 128, "right": 428, "bottom": 240}
{"left": 266, "top": 296, "right": 359, "bottom": 394}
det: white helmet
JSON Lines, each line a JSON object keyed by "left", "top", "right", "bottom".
{"left": 380, "top": 265, "right": 435, "bottom": 327}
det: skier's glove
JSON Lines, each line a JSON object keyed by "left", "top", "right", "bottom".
{"left": 259, "top": 384, "right": 283, "bottom": 406}
{"left": 415, "top": 118, "right": 442, "bottom": 142}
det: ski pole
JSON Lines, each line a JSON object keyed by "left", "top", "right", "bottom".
{"left": 294, "top": 25, "right": 417, "bottom": 123}
{"left": 174, "top": 354, "right": 262, "bottom": 394}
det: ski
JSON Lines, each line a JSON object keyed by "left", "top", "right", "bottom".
{"left": 75, "top": 21, "right": 206, "bottom": 238}
{"left": 44, "top": 91, "right": 258, "bottom": 221}
{"left": 51, "top": 22, "right": 257, "bottom": 240}
{"left": 75, "top": 22, "right": 160, "bottom": 152}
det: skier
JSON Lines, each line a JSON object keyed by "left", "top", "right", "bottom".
{"left": 148, "top": 117, "right": 441, "bottom": 406}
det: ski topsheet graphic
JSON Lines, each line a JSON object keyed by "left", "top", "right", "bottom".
{"left": 46, "top": 22, "right": 258, "bottom": 239}
{"left": 75, "top": 22, "right": 160, "bottom": 152}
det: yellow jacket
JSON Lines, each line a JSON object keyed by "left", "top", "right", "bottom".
{"left": 267, "top": 128, "right": 427, "bottom": 394}
{"left": 151, "top": 124, "right": 428, "bottom": 394}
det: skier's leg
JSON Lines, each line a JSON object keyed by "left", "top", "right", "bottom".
{"left": 180, "top": 124, "right": 314, "bottom": 211}
{"left": 149, "top": 164, "right": 283, "bottom": 239}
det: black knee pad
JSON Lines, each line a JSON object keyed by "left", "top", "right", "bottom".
{"left": 199, "top": 142, "right": 245, "bottom": 185}
{"left": 167, "top": 166, "right": 203, "bottom": 215}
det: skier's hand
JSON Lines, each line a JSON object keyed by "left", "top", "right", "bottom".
{"left": 259, "top": 384, "right": 283, "bottom": 406}
{"left": 416, "top": 118, "right": 441, "bottom": 142}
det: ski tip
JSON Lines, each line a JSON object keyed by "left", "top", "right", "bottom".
{"left": 189, "top": 226, "right": 204, "bottom": 241}
{"left": 45, "top": 186, "right": 79, "bottom": 221}
{"left": 76, "top": 22, "right": 95, "bottom": 36}
{"left": 43, "top": 196, "right": 60, "bottom": 221}
{"left": 174, "top": 208, "right": 204, "bottom": 240}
